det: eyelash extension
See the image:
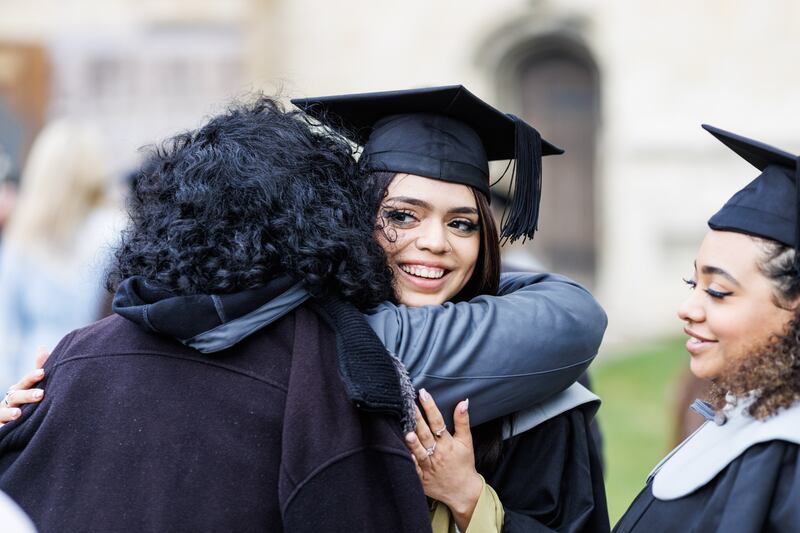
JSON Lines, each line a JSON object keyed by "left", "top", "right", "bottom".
{"left": 704, "top": 288, "right": 733, "bottom": 299}
{"left": 381, "top": 208, "right": 416, "bottom": 223}
{"left": 453, "top": 220, "right": 480, "bottom": 232}
{"left": 683, "top": 277, "right": 732, "bottom": 299}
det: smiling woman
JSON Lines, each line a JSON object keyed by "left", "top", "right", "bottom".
{"left": 614, "top": 125, "right": 800, "bottom": 533}
{"left": 377, "top": 173, "right": 483, "bottom": 307}
{"left": 680, "top": 231, "right": 795, "bottom": 380}
{"left": 295, "top": 86, "right": 609, "bottom": 533}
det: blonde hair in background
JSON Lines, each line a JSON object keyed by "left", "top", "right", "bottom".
{"left": 5, "top": 119, "right": 113, "bottom": 258}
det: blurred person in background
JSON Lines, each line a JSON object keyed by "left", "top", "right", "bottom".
{"left": 0, "top": 145, "right": 18, "bottom": 241}
{"left": 614, "top": 125, "right": 800, "bottom": 532}
{"left": 0, "top": 120, "right": 122, "bottom": 390}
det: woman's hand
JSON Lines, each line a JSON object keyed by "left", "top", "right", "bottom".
{"left": 405, "top": 389, "right": 483, "bottom": 531}
{"left": 0, "top": 348, "right": 50, "bottom": 426}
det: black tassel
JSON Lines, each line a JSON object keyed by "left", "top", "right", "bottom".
{"left": 795, "top": 156, "right": 800, "bottom": 274}
{"left": 500, "top": 114, "right": 543, "bottom": 243}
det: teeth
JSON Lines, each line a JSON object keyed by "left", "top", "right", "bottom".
{"left": 400, "top": 264, "right": 445, "bottom": 279}
{"left": 689, "top": 338, "right": 702, "bottom": 344}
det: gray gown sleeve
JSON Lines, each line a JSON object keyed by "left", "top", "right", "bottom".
{"left": 364, "top": 272, "right": 606, "bottom": 426}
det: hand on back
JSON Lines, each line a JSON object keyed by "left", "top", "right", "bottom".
{"left": 0, "top": 348, "right": 49, "bottom": 426}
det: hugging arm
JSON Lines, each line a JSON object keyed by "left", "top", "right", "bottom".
{"left": 6, "top": 272, "right": 606, "bottom": 428}
{"left": 365, "top": 272, "right": 607, "bottom": 426}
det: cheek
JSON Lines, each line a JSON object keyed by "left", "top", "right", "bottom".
{"left": 712, "top": 303, "right": 793, "bottom": 363}
{"left": 456, "top": 235, "right": 481, "bottom": 273}
{"left": 709, "top": 309, "right": 752, "bottom": 359}
{"left": 376, "top": 227, "right": 406, "bottom": 260}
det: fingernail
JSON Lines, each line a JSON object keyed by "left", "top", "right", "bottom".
{"left": 405, "top": 433, "right": 416, "bottom": 444}
{"left": 35, "top": 369, "right": 44, "bottom": 377}
{"left": 11, "top": 409, "right": 20, "bottom": 419}
{"left": 32, "top": 390, "right": 43, "bottom": 400}
{"left": 459, "top": 398, "right": 469, "bottom": 413}
{"left": 419, "top": 388, "right": 430, "bottom": 403}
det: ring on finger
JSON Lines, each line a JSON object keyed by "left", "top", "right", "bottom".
{"left": 1, "top": 391, "right": 12, "bottom": 409}
{"left": 425, "top": 442, "right": 437, "bottom": 456}
{"left": 432, "top": 426, "right": 447, "bottom": 438}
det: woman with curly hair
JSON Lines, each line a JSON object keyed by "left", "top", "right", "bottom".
{"left": 0, "top": 96, "right": 434, "bottom": 532}
{"left": 614, "top": 125, "right": 800, "bottom": 532}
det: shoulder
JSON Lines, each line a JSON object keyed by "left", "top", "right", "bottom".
{"left": 653, "top": 401, "right": 800, "bottom": 500}
{"left": 55, "top": 314, "right": 157, "bottom": 356}
{"left": 53, "top": 311, "right": 297, "bottom": 389}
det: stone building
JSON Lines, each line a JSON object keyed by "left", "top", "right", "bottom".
{"left": 1, "top": 0, "right": 799, "bottom": 347}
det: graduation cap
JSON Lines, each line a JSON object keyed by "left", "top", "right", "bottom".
{"left": 704, "top": 124, "right": 800, "bottom": 270}
{"left": 292, "top": 85, "right": 564, "bottom": 242}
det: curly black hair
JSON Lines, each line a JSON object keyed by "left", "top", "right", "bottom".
{"left": 107, "top": 95, "right": 394, "bottom": 309}
{"left": 708, "top": 237, "right": 800, "bottom": 418}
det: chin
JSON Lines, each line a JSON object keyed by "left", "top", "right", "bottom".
{"left": 689, "top": 355, "right": 724, "bottom": 381}
{"left": 400, "top": 293, "right": 447, "bottom": 307}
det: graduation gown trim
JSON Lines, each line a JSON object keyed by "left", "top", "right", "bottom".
{"left": 503, "top": 382, "right": 599, "bottom": 439}
{"left": 651, "top": 400, "right": 800, "bottom": 500}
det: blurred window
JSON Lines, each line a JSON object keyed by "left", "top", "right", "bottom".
{"left": 516, "top": 46, "right": 600, "bottom": 287}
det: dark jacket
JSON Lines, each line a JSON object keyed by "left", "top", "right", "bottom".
{"left": 0, "top": 278, "right": 430, "bottom": 532}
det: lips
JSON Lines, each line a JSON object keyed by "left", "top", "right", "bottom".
{"left": 396, "top": 262, "right": 452, "bottom": 291}
{"left": 400, "top": 264, "right": 446, "bottom": 279}
{"left": 684, "top": 327, "right": 718, "bottom": 355}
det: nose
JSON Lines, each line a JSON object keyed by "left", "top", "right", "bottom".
{"left": 677, "top": 288, "right": 705, "bottom": 324}
{"left": 414, "top": 221, "right": 450, "bottom": 254}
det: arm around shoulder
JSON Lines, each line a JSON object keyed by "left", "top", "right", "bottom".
{"left": 364, "top": 272, "right": 607, "bottom": 425}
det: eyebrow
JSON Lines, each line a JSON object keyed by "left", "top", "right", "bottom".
{"left": 384, "top": 196, "right": 479, "bottom": 215}
{"left": 694, "top": 261, "right": 742, "bottom": 287}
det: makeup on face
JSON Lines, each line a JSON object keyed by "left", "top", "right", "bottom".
{"left": 377, "top": 174, "right": 481, "bottom": 307}
{"left": 678, "top": 230, "right": 794, "bottom": 380}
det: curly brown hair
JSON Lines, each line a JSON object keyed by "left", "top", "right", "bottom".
{"left": 707, "top": 237, "right": 800, "bottom": 419}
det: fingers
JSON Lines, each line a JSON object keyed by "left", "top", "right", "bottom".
{"left": 418, "top": 388, "right": 448, "bottom": 440}
{"left": 405, "top": 432, "right": 432, "bottom": 466}
{"left": 410, "top": 452, "right": 423, "bottom": 478}
{"left": 0, "top": 380, "right": 43, "bottom": 425}
{"left": 34, "top": 347, "right": 50, "bottom": 369}
{"left": 452, "top": 399, "right": 473, "bottom": 449}
{"left": 414, "top": 404, "right": 435, "bottom": 446}
{"left": 9, "top": 368, "right": 45, "bottom": 393}
{"left": 0, "top": 407, "right": 22, "bottom": 425}
{"left": 3, "top": 388, "right": 44, "bottom": 408}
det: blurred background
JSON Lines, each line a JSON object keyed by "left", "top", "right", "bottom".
{"left": 1, "top": 0, "right": 799, "bottom": 524}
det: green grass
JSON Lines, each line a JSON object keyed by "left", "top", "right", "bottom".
{"left": 591, "top": 338, "right": 690, "bottom": 525}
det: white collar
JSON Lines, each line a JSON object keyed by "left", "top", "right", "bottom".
{"left": 502, "top": 382, "right": 599, "bottom": 439}
{"left": 651, "top": 400, "right": 800, "bottom": 500}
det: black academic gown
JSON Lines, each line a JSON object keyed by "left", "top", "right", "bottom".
{"left": 486, "top": 404, "right": 610, "bottom": 532}
{"left": 613, "top": 439, "right": 800, "bottom": 532}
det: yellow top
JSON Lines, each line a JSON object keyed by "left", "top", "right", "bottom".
{"left": 430, "top": 476, "right": 504, "bottom": 533}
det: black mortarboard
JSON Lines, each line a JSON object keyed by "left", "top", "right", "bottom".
{"left": 292, "top": 85, "right": 564, "bottom": 242}
{"left": 704, "top": 124, "right": 800, "bottom": 270}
